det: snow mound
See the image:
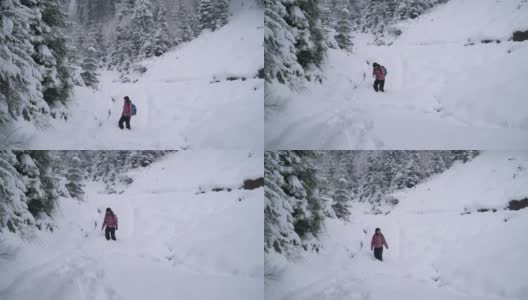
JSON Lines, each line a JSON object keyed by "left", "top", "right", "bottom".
{"left": 395, "top": 0, "right": 528, "bottom": 44}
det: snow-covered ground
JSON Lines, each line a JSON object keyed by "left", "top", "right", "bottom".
{"left": 5, "top": 4, "right": 263, "bottom": 150}
{"left": 0, "top": 151, "right": 264, "bottom": 300}
{"left": 266, "top": 151, "right": 528, "bottom": 300}
{"left": 265, "top": 0, "right": 528, "bottom": 149}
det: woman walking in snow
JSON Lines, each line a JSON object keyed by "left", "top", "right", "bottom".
{"left": 101, "top": 208, "right": 118, "bottom": 241}
{"left": 118, "top": 96, "right": 132, "bottom": 130}
{"left": 372, "top": 62, "right": 386, "bottom": 92}
{"left": 371, "top": 227, "right": 388, "bottom": 261}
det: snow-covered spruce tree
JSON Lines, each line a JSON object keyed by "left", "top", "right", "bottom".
{"left": 264, "top": 0, "right": 326, "bottom": 86}
{"left": 34, "top": 0, "right": 73, "bottom": 115}
{"left": 151, "top": 6, "right": 171, "bottom": 57}
{"left": 172, "top": 1, "right": 196, "bottom": 43}
{"left": 199, "top": 0, "right": 229, "bottom": 32}
{"left": 315, "top": 151, "right": 356, "bottom": 219}
{"left": 320, "top": 0, "right": 359, "bottom": 50}
{"left": 80, "top": 46, "right": 99, "bottom": 88}
{"left": 264, "top": 0, "right": 304, "bottom": 85}
{"left": 213, "top": 0, "right": 229, "bottom": 30}
{"left": 360, "top": 0, "right": 397, "bottom": 38}
{"left": 0, "top": 151, "right": 34, "bottom": 235}
{"left": 109, "top": 0, "right": 134, "bottom": 71}
{"left": 0, "top": 0, "right": 46, "bottom": 125}
{"left": 287, "top": 0, "right": 325, "bottom": 77}
{"left": 65, "top": 155, "right": 85, "bottom": 200}
{"left": 198, "top": 0, "right": 215, "bottom": 31}
{"left": 334, "top": 6, "right": 353, "bottom": 50}
{"left": 332, "top": 177, "right": 351, "bottom": 219}
{"left": 86, "top": 21, "right": 106, "bottom": 65}
{"left": 14, "top": 151, "right": 58, "bottom": 221}
{"left": 265, "top": 151, "right": 323, "bottom": 257}
{"left": 132, "top": 0, "right": 155, "bottom": 58}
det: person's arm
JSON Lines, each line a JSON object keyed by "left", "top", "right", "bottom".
{"left": 371, "top": 235, "right": 374, "bottom": 250}
{"left": 115, "top": 215, "right": 118, "bottom": 230}
{"left": 101, "top": 218, "right": 106, "bottom": 230}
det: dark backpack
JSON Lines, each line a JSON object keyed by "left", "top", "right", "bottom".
{"left": 381, "top": 66, "right": 387, "bottom": 76}
{"left": 131, "top": 104, "right": 137, "bottom": 116}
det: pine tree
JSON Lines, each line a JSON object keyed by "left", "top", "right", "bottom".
{"left": 334, "top": 6, "right": 353, "bottom": 50}
{"left": 265, "top": 151, "right": 301, "bottom": 257}
{"left": 35, "top": 0, "right": 73, "bottom": 111}
{"left": 65, "top": 156, "right": 85, "bottom": 200}
{"left": 213, "top": 0, "right": 229, "bottom": 30}
{"left": 151, "top": 6, "right": 171, "bottom": 57}
{"left": 87, "top": 21, "right": 106, "bottom": 65}
{"left": 17, "top": 151, "right": 58, "bottom": 219}
{"left": 264, "top": 0, "right": 304, "bottom": 85}
{"left": 264, "top": 151, "right": 323, "bottom": 257}
{"left": 0, "top": 151, "right": 34, "bottom": 235}
{"left": 132, "top": 0, "right": 155, "bottom": 58}
{"left": 264, "top": 0, "right": 326, "bottom": 86}
{"left": 0, "top": 0, "right": 47, "bottom": 125}
{"left": 109, "top": 0, "right": 134, "bottom": 71}
{"left": 199, "top": 0, "right": 216, "bottom": 31}
{"left": 80, "top": 47, "right": 99, "bottom": 88}
{"left": 173, "top": 1, "right": 195, "bottom": 43}
{"left": 287, "top": 0, "right": 326, "bottom": 72}
{"left": 332, "top": 177, "right": 351, "bottom": 219}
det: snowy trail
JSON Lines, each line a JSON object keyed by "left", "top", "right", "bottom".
{"left": 265, "top": 0, "right": 528, "bottom": 149}
{"left": 266, "top": 46, "right": 528, "bottom": 150}
{"left": 0, "top": 151, "right": 264, "bottom": 300}
{"left": 271, "top": 211, "right": 526, "bottom": 300}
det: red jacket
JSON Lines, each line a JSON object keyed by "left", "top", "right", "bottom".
{"left": 103, "top": 213, "right": 118, "bottom": 229}
{"left": 122, "top": 101, "right": 132, "bottom": 117}
{"left": 373, "top": 66, "right": 385, "bottom": 80}
{"left": 371, "top": 233, "right": 388, "bottom": 249}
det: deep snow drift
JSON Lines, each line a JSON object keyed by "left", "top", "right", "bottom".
{"left": 0, "top": 151, "right": 263, "bottom": 300}
{"left": 265, "top": 151, "right": 528, "bottom": 300}
{"left": 5, "top": 4, "right": 263, "bottom": 150}
{"left": 265, "top": 0, "right": 528, "bottom": 149}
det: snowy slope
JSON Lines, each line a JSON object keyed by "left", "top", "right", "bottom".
{"left": 265, "top": 0, "right": 528, "bottom": 149}
{"left": 266, "top": 151, "right": 528, "bottom": 300}
{"left": 7, "top": 5, "right": 263, "bottom": 150}
{"left": 0, "top": 151, "right": 264, "bottom": 300}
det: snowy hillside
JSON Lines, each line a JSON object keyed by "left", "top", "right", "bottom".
{"left": 5, "top": 5, "right": 263, "bottom": 150}
{"left": 265, "top": 151, "right": 528, "bottom": 300}
{"left": 0, "top": 151, "right": 264, "bottom": 300}
{"left": 265, "top": 0, "right": 528, "bottom": 149}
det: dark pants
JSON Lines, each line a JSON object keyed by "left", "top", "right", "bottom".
{"left": 374, "top": 79, "right": 385, "bottom": 92}
{"left": 118, "top": 116, "right": 131, "bottom": 129}
{"left": 105, "top": 227, "right": 116, "bottom": 240}
{"left": 374, "top": 247, "right": 383, "bottom": 261}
